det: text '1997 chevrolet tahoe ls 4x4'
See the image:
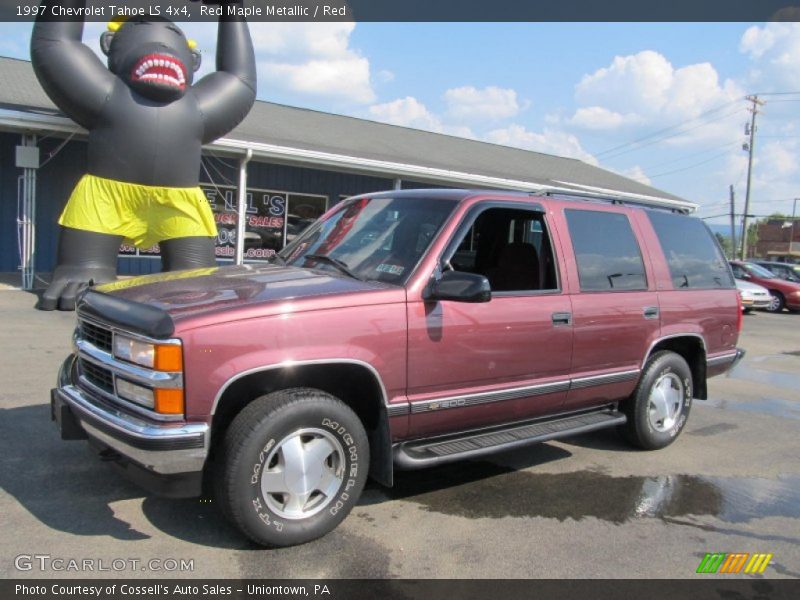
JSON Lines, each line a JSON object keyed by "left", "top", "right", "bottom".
{"left": 52, "top": 189, "right": 744, "bottom": 547}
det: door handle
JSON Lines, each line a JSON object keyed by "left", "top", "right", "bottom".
{"left": 551, "top": 312, "right": 572, "bottom": 326}
{"left": 643, "top": 306, "right": 659, "bottom": 320}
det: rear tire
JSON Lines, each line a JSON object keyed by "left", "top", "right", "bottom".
{"left": 619, "top": 351, "right": 692, "bottom": 450}
{"left": 215, "top": 388, "right": 369, "bottom": 547}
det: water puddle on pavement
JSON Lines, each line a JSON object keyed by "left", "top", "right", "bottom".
{"left": 380, "top": 463, "right": 800, "bottom": 524}
{"left": 706, "top": 397, "right": 800, "bottom": 420}
{"left": 728, "top": 363, "right": 800, "bottom": 393}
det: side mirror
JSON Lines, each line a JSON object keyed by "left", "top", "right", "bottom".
{"left": 426, "top": 270, "right": 491, "bottom": 303}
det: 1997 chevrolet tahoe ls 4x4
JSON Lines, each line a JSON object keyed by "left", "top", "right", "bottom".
{"left": 51, "top": 189, "right": 744, "bottom": 547}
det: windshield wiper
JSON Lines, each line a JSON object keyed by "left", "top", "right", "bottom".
{"left": 269, "top": 253, "right": 286, "bottom": 265}
{"left": 304, "top": 254, "right": 363, "bottom": 281}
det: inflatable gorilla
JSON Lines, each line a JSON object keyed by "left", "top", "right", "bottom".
{"left": 31, "top": 0, "right": 256, "bottom": 310}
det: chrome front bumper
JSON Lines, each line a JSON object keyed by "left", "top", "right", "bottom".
{"left": 52, "top": 382, "right": 209, "bottom": 476}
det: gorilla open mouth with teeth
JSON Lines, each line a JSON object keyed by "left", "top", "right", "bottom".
{"left": 130, "top": 53, "right": 188, "bottom": 93}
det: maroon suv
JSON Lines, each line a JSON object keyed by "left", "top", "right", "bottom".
{"left": 730, "top": 260, "right": 800, "bottom": 313}
{"left": 51, "top": 189, "right": 744, "bottom": 547}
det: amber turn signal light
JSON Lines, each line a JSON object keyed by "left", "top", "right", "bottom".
{"left": 154, "top": 344, "right": 183, "bottom": 372}
{"left": 154, "top": 388, "right": 184, "bottom": 415}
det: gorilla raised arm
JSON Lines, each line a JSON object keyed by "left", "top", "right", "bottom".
{"left": 195, "top": 7, "right": 257, "bottom": 143}
{"left": 31, "top": 0, "right": 256, "bottom": 310}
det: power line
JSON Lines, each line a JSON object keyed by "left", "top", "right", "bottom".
{"left": 593, "top": 98, "right": 743, "bottom": 158}
{"left": 589, "top": 92, "right": 796, "bottom": 161}
{"left": 642, "top": 149, "right": 734, "bottom": 180}
{"left": 599, "top": 107, "right": 745, "bottom": 160}
{"left": 636, "top": 140, "right": 740, "bottom": 172}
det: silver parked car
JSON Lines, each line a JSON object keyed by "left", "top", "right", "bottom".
{"left": 735, "top": 278, "right": 772, "bottom": 312}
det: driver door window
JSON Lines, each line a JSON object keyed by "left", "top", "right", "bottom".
{"left": 448, "top": 207, "right": 558, "bottom": 293}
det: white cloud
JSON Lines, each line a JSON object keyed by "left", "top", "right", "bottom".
{"left": 248, "top": 22, "right": 376, "bottom": 103}
{"left": 484, "top": 125, "right": 598, "bottom": 165}
{"left": 367, "top": 96, "right": 476, "bottom": 138}
{"left": 263, "top": 57, "right": 373, "bottom": 103}
{"left": 575, "top": 50, "right": 675, "bottom": 115}
{"left": 758, "top": 140, "right": 798, "bottom": 178}
{"left": 618, "top": 165, "right": 652, "bottom": 185}
{"left": 568, "top": 106, "right": 642, "bottom": 130}
{"left": 444, "top": 85, "right": 522, "bottom": 121}
{"left": 368, "top": 96, "right": 442, "bottom": 130}
{"left": 568, "top": 50, "right": 743, "bottom": 145}
{"left": 739, "top": 23, "right": 800, "bottom": 90}
{"left": 376, "top": 69, "right": 395, "bottom": 83}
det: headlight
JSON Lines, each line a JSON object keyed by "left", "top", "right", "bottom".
{"left": 116, "top": 378, "right": 155, "bottom": 409}
{"left": 113, "top": 334, "right": 155, "bottom": 368}
{"left": 113, "top": 334, "right": 182, "bottom": 371}
{"left": 115, "top": 379, "right": 183, "bottom": 414}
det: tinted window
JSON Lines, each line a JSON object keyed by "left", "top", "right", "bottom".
{"left": 648, "top": 212, "right": 735, "bottom": 289}
{"left": 565, "top": 209, "right": 647, "bottom": 291}
{"left": 742, "top": 262, "right": 776, "bottom": 279}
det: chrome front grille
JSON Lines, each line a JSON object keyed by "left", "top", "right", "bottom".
{"left": 79, "top": 358, "right": 114, "bottom": 394}
{"left": 80, "top": 320, "right": 113, "bottom": 352}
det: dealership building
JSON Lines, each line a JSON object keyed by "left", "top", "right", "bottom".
{"left": 0, "top": 56, "right": 688, "bottom": 288}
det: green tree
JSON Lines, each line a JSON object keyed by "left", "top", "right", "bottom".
{"left": 715, "top": 232, "right": 734, "bottom": 259}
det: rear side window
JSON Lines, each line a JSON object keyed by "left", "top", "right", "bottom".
{"left": 565, "top": 209, "right": 647, "bottom": 291}
{"left": 647, "top": 212, "right": 734, "bottom": 289}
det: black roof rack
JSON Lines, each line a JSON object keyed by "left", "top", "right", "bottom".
{"left": 529, "top": 185, "right": 697, "bottom": 214}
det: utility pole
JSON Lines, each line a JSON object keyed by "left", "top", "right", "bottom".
{"left": 740, "top": 95, "right": 765, "bottom": 260}
{"left": 793, "top": 198, "right": 799, "bottom": 258}
{"left": 729, "top": 185, "right": 737, "bottom": 260}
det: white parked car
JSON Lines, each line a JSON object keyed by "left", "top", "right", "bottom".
{"left": 735, "top": 278, "right": 772, "bottom": 312}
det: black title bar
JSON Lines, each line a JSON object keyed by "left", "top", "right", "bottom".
{"left": 1, "top": 0, "right": 799, "bottom": 22}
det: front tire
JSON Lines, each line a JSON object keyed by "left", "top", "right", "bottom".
{"left": 216, "top": 388, "right": 369, "bottom": 547}
{"left": 766, "top": 291, "right": 785, "bottom": 313}
{"left": 619, "top": 351, "right": 692, "bottom": 450}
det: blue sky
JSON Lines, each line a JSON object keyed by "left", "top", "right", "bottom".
{"left": 1, "top": 20, "right": 798, "bottom": 225}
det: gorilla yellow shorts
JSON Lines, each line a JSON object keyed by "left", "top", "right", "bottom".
{"left": 58, "top": 174, "right": 217, "bottom": 248}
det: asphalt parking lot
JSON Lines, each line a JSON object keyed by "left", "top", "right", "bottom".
{"left": 1, "top": 288, "right": 798, "bottom": 579}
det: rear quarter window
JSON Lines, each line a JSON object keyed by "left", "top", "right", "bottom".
{"left": 565, "top": 209, "right": 647, "bottom": 292}
{"left": 647, "top": 212, "right": 735, "bottom": 289}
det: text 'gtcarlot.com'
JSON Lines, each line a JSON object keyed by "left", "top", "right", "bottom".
{"left": 14, "top": 554, "right": 194, "bottom": 572}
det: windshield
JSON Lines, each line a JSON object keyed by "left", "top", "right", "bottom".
{"left": 279, "top": 196, "right": 457, "bottom": 284}
{"left": 744, "top": 263, "right": 777, "bottom": 278}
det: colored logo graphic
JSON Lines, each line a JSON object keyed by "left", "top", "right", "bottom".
{"left": 696, "top": 553, "right": 773, "bottom": 574}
